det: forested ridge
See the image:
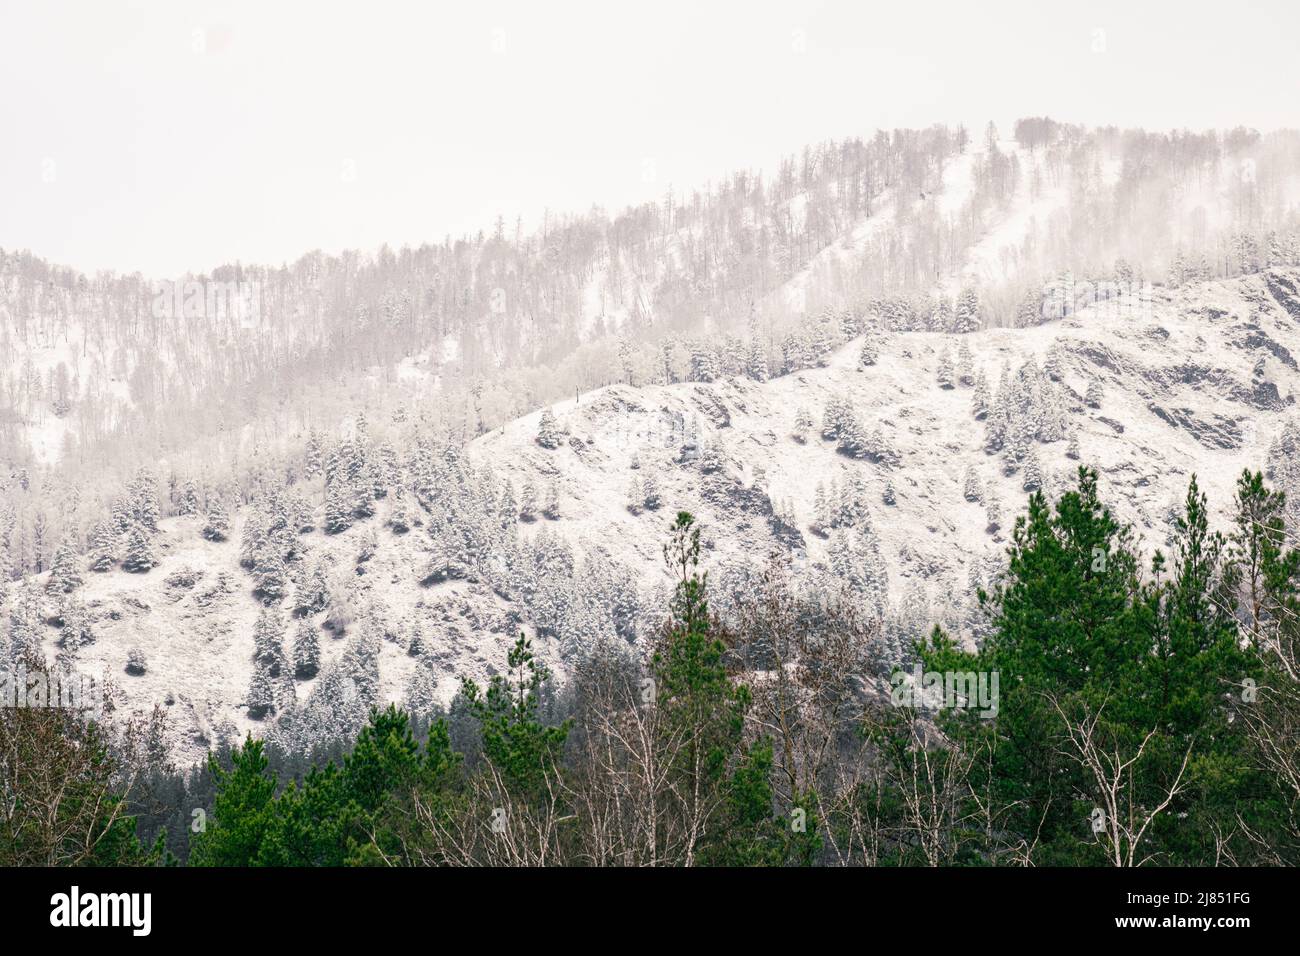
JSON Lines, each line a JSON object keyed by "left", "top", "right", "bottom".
{"left": 5, "top": 467, "right": 1299, "bottom": 867}
{"left": 5, "top": 117, "right": 1300, "bottom": 868}
{"left": 4, "top": 119, "right": 1300, "bottom": 587}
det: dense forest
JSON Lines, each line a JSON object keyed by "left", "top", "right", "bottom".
{"left": 5, "top": 466, "right": 1298, "bottom": 867}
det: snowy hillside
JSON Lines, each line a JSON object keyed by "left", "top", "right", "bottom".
{"left": 24, "top": 266, "right": 1300, "bottom": 766}
{"left": 6, "top": 123, "right": 1299, "bottom": 486}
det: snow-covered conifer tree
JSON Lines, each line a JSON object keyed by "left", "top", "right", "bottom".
{"left": 971, "top": 371, "right": 990, "bottom": 420}
{"left": 952, "top": 287, "right": 981, "bottom": 334}
{"left": 859, "top": 335, "right": 879, "bottom": 367}
{"left": 325, "top": 480, "right": 353, "bottom": 534}
{"left": 122, "top": 524, "right": 157, "bottom": 573}
{"left": 88, "top": 521, "right": 117, "bottom": 572}
{"left": 937, "top": 347, "right": 955, "bottom": 389}
{"left": 292, "top": 621, "right": 320, "bottom": 679}
{"left": 957, "top": 340, "right": 974, "bottom": 386}
{"left": 536, "top": 408, "right": 562, "bottom": 449}
{"left": 45, "top": 542, "right": 82, "bottom": 594}
{"left": 203, "top": 499, "right": 230, "bottom": 542}
{"left": 542, "top": 482, "right": 561, "bottom": 520}
{"left": 519, "top": 480, "right": 538, "bottom": 522}
{"left": 126, "top": 647, "right": 147, "bottom": 676}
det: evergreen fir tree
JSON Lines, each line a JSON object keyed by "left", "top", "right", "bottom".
{"left": 542, "top": 482, "right": 561, "bottom": 520}
{"left": 293, "top": 621, "right": 321, "bottom": 680}
{"left": 866, "top": 427, "right": 900, "bottom": 467}
{"left": 189, "top": 736, "right": 277, "bottom": 865}
{"left": 746, "top": 336, "right": 769, "bottom": 382}
{"left": 937, "top": 347, "right": 955, "bottom": 388}
{"left": 45, "top": 542, "right": 82, "bottom": 594}
{"left": 930, "top": 297, "right": 954, "bottom": 332}
{"left": 59, "top": 598, "right": 94, "bottom": 651}
{"left": 821, "top": 394, "right": 853, "bottom": 440}
{"left": 1022, "top": 451, "right": 1044, "bottom": 492}
{"left": 130, "top": 468, "right": 161, "bottom": 532}
{"left": 122, "top": 524, "right": 157, "bottom": 573}
{"left": 536, "top": 409, "right": 562, "bottom": 449}
{"left": 254, "top": 550, "right": 288, "bottom": 604}
{"left": 834, "top": 413, "right": 866, "bottom": 458}
{"left": 325, "top": 481, "right": 353, "bottom": 534}
{"left": 387, "top": 495, "right": 411, "bottom": 534}
{"left": 293, "top": 557, "right": 328, "bottom": 617}
{"left": 812, "top": 482, "right": 829, "bottom": 533}
{"left": 641, "top": 474, "right": 662, "bottom": 511}
{"left": 111, "top": 497, "right": 132, "bottom": 534}
{"left": 791, "top": 407, "right": 813, "bottom": 444}
{"left": 240, "top": 510, "right": 268, "bottom": 568}
{"left": 304, "top": 429, "right": 323, "bottom": 478}
{"left": 497, "top": 481, "right": 517, "bottom": 530}
{"left": 247, "top": 657, "right": 276, "bottom": 720}
{"left": 253, "top": 607, "right": 287, "bottom": 680}
{"left": 859, "top": 335, "right": 879, "bottom": 367}
{"left": 957, "top": 340, "right": 975, "bottom": 386}
{"left": 352, "top": 473, "right": 376, "bottom": 519}
{"left": 178, "top": 479, "right": 200, "bottom": 516}
{"left": 125, "top": 647, "right": 147, "bottom": 676}
{"left": 626, "top": 478, "right": 644, "bottom": 515}
{"left": 519, "top": 481, "right": 538, "bottom": 522}
{"left": 690, "top": 341, "right": 722, "bottom": 382}
{"left": 87, "top": 521, "right": 116, "bottom": 572}
{"left": 985, "top": 493, "right": 1002, "bottom": 534}
{"left": 203, "top": 499, "right": 230, "bottom": 542}
{"left": 1044, "top": 343, "right": 1064, "bottom": 381}
{"left": 1168, "top": 248, "right": 1187, "bottom": 287}
{"left": 971, "top": 371, "right": 990, "bottom": 420}
{"left": 459, "top": 635, "right": 569, "bottom": 802}
{"left": 953, "top": 287, "right": 981, "bottom": 334}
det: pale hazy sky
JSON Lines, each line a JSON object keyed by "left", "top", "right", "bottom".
{"left": 2, "top": 0, "right": 1297, "bottom": 277}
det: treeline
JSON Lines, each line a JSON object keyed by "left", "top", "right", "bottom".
{"left": 5, "top": 465, "right": 1298, "bottom": 866}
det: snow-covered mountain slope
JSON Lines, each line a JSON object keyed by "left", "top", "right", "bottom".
{"left": 487, "top": 269, "right": 1300, "bottom": 611}
{"left": 29, "top": 267, "right": 1300, "bottom": 766}
{"left": 10, "top": 126, "right": 1298, "bottom": 480}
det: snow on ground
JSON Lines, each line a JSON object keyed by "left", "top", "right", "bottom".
{"left": 41, "top": 505, "right": 561, "bottom": 768}
{"left": 479, "top": 268, "right": 1300, "bottom": 639}
{"left": 938, "top": 146, "right": 982, "bottom": 218}
{"left": 28, "top": 268, "right": 1300, "bottom": 765}
{"left": 771, "top": 184, "right": 903, "bottom": 315}
{"left": 958, "top": 143, "right": 1071, "bottom": 290}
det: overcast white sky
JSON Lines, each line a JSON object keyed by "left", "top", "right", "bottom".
{"left": 2, "top": 0, "right": 1297, "bottom": 277}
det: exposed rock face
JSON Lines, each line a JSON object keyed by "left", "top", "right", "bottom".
{"left": 1147, "top": 404, "right": 1244, "bottom": 449}
{"left": 1236, "top": 324, "right": 1298, "bottom": 370}
{"left": 1264, "top": 270, "right": 1300, "bottom": 322}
